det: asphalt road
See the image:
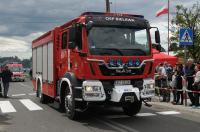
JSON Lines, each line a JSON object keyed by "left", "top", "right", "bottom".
{"left": 0, "top": 80, "right": 200, "bottom": 132}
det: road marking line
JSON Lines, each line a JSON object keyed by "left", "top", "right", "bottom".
{"left": 19, "top": 83, "right": 27, "bottom": 87}
{"left": 104, "top": 115, "right": 130, "bottom": 119}
{"left": 20, "top": 99, "right": 43, "bottom": 111}
{"left": 18, "top": 83, "right": 33, "bottom": 88}
{"left": 98, "top": 118, "right": 139, "bottom": 132}
{"left": 94, "top": 118, "right": 127, "bottom": 132}
{"left": 136, "top": 113, "right": 157, "bottom": 117}
{"left": 0, "top": 101, "right": 17, "bottom": 113}
{"left": 11, "top": 94, "right": 26, "bottom": 97}
{"left": 157, "top": 111, "right": 181, "bottom": 115}
{"left": 28, "top": 93, "right": 36, "bottom": 96}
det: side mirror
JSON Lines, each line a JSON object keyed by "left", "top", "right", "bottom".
{"left": 155, "top": 30, "right": 160, "bottom": 44}
{"left": 68, "top": 42, "right": 76, "bottom": 49}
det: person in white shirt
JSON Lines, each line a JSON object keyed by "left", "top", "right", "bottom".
{"left": 158, "top": 63, "right": 167, "bottom": 77}
{"left": 192, "top": 64, "right": 200, "bottom": 108}
{"left": 158, "top": 63, "right": 168, "bottom": 102}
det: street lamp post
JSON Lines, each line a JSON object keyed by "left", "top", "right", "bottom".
{"left": 106, "top": 0, "right": 110, "bottom": 12}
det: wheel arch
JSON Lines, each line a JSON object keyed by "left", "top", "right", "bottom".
{"left": 59, "top": 72, "right": 79, "bottom": 100}
{"left": 36, "top": 75, "right": 42, "bottom": 94}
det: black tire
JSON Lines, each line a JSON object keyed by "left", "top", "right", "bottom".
{"left": 122, "top": 100, "right": 142, "bottom": 116}
{"left": 37, "top": 81, "right": 48, "bottom": 104}
{"left": 59, "top": 94, "right": 66, "bottom": 112}
{"left": 64, "top": 88, "right": 79, "bottom": 120}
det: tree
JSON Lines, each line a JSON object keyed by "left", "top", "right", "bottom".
{"left": 0, "top": 56, "right": 32, "bottom": 68}
{"left": 170, "top": 3, "right": 200, "bottom": 62}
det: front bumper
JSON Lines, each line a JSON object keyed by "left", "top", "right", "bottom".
{"left": 12, "top": 76, "right": 25, "bottom": 81}
{"left": 82, "top": 80, "right": 140, "bottom": 103}
{"left": 110, "top": 85, "right": 140, "bottom": 102}
{"left": 81, "top": 79, "right": 155, "bottom": 102}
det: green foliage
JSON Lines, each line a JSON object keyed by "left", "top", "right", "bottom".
{"left": 170, "top": 3, "right": 200, "bottom": 62}
{"left": 0, "top": 56, "right": 32, "bottom": 68}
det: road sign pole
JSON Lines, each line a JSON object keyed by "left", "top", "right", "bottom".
{"left": 184, "top": 45, "right": 187, "bottom": 64}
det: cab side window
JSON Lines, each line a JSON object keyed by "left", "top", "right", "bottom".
{"left": 62, "top": 32, "right": 67, "bottom": 49}
{"left": 76, "top": 26, "right": 82, "bottom": 50}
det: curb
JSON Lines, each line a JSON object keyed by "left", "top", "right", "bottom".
{"left": 150, "top": 97, "right": 200, "bottom": 115}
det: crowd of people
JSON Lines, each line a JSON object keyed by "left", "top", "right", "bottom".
{"left": 155, "top": 59, "right": 200, "bottom": 108}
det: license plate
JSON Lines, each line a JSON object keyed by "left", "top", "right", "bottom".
{"left": 125, "top": 96, "right": 134, "bottom": 103}
{"left": 114, "top": 80, "right": 131, "bottom": 85}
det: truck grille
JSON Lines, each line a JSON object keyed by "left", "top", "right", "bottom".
{"left": 99, "top": 64, "right": 145, "bottom": 76}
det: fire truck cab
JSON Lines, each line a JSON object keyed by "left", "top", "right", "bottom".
{"left": 32, "top": 12, "right": 160, "bottom": 120}
{"left": 6, "top": 62, "right": 25, "bottom": 82}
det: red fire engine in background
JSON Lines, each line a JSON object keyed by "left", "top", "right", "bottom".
{"left": 32, "top": 12, "right": 161, "bottom": 120}
{"left": 6, "top": 62, "right": 25, "bottom": 82}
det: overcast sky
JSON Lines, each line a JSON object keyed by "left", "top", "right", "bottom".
{"left": 0, "top": 0, "right": 197, "bottom": 59}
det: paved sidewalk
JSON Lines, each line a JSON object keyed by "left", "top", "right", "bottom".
{"left": 150, "top": 96, "right": 200, "bottom": 115}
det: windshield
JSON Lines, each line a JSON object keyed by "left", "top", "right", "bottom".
{"left": 9, "top": 66, "right": 23, "bottom": 72}
{"left": 88, "top": 27, "right": 150, "bottom": 56}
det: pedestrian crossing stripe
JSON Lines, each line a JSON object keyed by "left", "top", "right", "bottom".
{"left": 180, "top": 30, "right": 192, "bottom": 43}
{"left": 12, "top": 94, "right": 26, "bottom": 97}
{"left": 0, "top": 100, "right": 43, "bottom": 113}
{"left": 104, "top": 111, "right": 181, "bottom": 119}
{"left": 0, "top": 100, "right": 181, "bottom": 116}
{"left": 156, "top": 111, "right": 181, "bottom": 115}
{"left": 136, "top": 113, "right": 157, "bottom": 117}
{"left": 0, "top": 101, "right": 16, "bottom": 113}
{"left": 20, "top": 99, "right": 43, "bottom": 111}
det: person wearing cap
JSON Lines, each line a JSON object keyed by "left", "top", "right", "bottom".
{"left": 0, "top": 66, "right": 13, "bottom": 98}
{"left": 192, "top": 63, "right": 200, "bottom": 108}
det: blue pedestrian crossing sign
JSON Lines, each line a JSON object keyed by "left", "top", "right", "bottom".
{"left": 179, "top": 28, "right": 193, "bottom": 45}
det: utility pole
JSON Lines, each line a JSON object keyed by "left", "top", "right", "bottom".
{"left": 167, "top": 0, "right": 170, "bottom": 55}
{"left": 106, "top": 0, "right": 110, "bottom": 12}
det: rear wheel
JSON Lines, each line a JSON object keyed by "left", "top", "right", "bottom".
{"left": 122, "top": 100, "right": 142, "bottom": 116}
{"left": 65, "top": 88, "right": 79, "bottom": 120}
{"left": 37, "top": 81, "right": 48, "bottom": 104}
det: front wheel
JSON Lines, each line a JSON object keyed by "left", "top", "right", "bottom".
{"left": 122, "top": 100, "right": 142, "bottom": 116}
{"left": 65, "top": 88, "right": 79, "bottom": 120}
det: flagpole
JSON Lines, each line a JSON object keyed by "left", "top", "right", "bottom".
{"left": 168, "top": 0, "right": 170, "bottom": 55}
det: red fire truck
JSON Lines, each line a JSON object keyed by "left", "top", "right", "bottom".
{"left": 6, "top": 62, "right": 25, "bottom": 82}
{"left": 32, "top": 12, "right": 160, "bottom": 119}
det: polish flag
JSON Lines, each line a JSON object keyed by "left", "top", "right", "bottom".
{"left": 156, "top": 6, "right": 168, "bottom": 17}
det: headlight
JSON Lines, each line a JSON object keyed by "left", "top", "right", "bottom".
{"left": 145, "top": 84, "right": 154, "bottom": 89}
{"left": 84, "top": 86, "right": 101, "bottom": 92}
{"left": 150, "top": 84, "right": 154, "bottom": 89}
{"left": 85, "top": 86, "right": 93, "bottom": 92}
